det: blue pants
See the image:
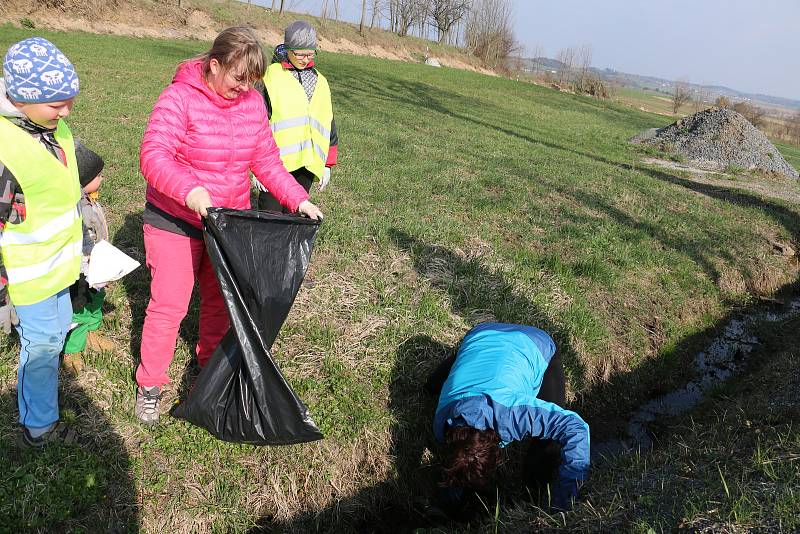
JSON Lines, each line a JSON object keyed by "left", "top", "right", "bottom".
{"left": 14, "top": 288, "right": 72, "bottom": 431}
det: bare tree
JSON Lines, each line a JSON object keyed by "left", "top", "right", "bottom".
{"left": 672, "top": 79, "right": 692, "bottom": 114}
{"left": 788, "top": 111, "right": 800, "bottom": 144}
{"left": 359, "top": 0, "right": 368, "bottom": 33}
{"left": 693, "top": 88, "right": 711, "bottom": 112}
{"left": 527, "top": 43, "right": 543, "bottom": 73}
{"left": 555, "top": 47, "right": 575, "bottom": 86}
{"left": 390, "top": 0, "right": 421, "bottom": 37}
{"left": 733, "top": 101, "right": 766, "bottom": 128}
{"left": 370, "top": 0, "right": 381, "bottom": 29}
{"left": 463, "top": 0, "right": 519, "bottom": 70}
{"left": 279, "top": 0, "right": 285, "bottom": 14}
{"left": 320, "top": 0, "right": 328, "bottom": 21}
{"left": 574, "top": 45, "right": 592, "bottom": 90}
{"left": 715, "top": 95, "right": 732, "bottom": 109}
{"left": 413, "top": 0, "right": 432, "bottom": 39}
{"left": 428, "top": 0, "right": 470, "bottom": 43}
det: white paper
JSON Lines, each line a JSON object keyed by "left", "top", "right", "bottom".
{"left": 87, "top": 240, "right": 140, "bottom": 287}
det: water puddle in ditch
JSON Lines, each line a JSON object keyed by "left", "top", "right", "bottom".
{"left": 591, "top": 298, "right": 800, "bottom": 461}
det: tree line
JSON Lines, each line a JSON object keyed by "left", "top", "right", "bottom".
{"left": 256, "top": 0, "right": 516, "bottom": 69}
{"left": 355, "top": 0, "right": 518, "bottom": 69}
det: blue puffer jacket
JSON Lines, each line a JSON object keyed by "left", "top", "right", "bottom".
{"left": 434, "top": 323, "right": 590, "bottom": 509}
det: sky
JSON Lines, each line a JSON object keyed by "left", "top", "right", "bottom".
{"left": 250, "top": 0, "right": 799, "bottom": 100}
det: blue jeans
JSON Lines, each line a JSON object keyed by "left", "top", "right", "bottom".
{"left": 14, "top": 288, "right": 72, "bottom": 431}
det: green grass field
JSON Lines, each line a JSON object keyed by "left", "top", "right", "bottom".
{"left": 774, "top": 139, "right": 800, "bottom": 172}
{"left": 1, "top": 24, "right": 799, "bottom": 533}
{"left": 614, "top": 87, "right": 692, "bottom": 116}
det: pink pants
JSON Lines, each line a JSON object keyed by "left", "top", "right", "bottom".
{"left": 136, "top": 224, "right": 229, "bottom": 387}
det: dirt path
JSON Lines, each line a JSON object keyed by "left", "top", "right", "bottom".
{"left": 643, "top": 157, "right": 800, "bottom": 204}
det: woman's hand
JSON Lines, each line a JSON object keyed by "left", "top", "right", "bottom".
{"left": 297, "top": 200, "right": 324, "bottom": 221}
{"left": 186, "top": 186, "right": 213, "bottom": 217}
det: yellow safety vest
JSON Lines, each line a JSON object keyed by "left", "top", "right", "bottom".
{"left": 263, "top": 63, "right": 333, "bottom": 180}
{"left": 0, "top": 117, "right": 82, "bottom": 306}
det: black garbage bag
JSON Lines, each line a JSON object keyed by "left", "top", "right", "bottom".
{"left": 173, "top": 208, "right": 323, "bottom": 445}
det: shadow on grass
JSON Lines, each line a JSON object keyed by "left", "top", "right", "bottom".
{"left": 387, "top": 228, "right": 586, "bottom": 390}
{"left": 255, "top": 229, "right": 584, "bottom": 532}
{"left": 333, "top": 62, "right": 758, "bottom": 286}
{"left": 330, "top": 60, "right": 655, "bottom": 137}
{"left": 248, "top": 175, "right": 800, "bottom": 530}
{"left": 251, "top": 335, "right": 452, "bottom": 533}
{"left": 0, "top": 369, "right": 138, "bottom": 532}
{"left": 574, "top": 173, "right": 800, "bottom": 441}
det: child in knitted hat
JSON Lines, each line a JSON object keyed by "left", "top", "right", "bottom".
{"left": 0, "top": 37, "right": 85, "bottom": 447}
{"left": 62, "top": 143, "right": 116, "bottom": 374}
{"left": 257, "top": 21, "right": 339, "bottom": 212}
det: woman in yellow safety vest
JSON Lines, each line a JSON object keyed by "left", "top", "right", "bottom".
{"left": 257, "top": 21, "right": 338, "bottom": 212}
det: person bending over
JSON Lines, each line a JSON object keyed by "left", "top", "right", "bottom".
{"left": 430, "top": 323, "right": 590, "bottom": 515}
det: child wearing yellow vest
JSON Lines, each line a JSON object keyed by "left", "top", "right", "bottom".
{"left": 257, "top": 21, "right": 339, "bottom": 212}
{"left": 0, "top": 37, "right": 83, "bottom": 447}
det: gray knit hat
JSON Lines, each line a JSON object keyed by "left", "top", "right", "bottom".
{"left": 284, "top": 21, "right": 317, "bottom": 50}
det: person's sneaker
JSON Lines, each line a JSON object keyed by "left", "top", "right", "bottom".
{"left": 18, "top": 422, "right": 76, "bottom": 449}
{"left": 85, "top": 331, "right": 117, "bottom": 353}
{"left": 62, "top": 352, "right": 85, "bottom": 374}
{"left": 135, "top": 386, "right": 162, "bottom": 426}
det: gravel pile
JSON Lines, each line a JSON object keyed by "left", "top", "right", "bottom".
{"left": 630, "top": 107, "right": 799, "bottom": 178}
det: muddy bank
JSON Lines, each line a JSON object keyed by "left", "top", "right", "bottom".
{"left": 593, "top": 297, "right": 800, "bottom": 460}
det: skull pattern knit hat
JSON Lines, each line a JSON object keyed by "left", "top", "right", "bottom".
{"left": 284, "top": 21, "right": 317, "bottom": 50}
{"left": 3, "top": 37, "right": 79, "bottom": 103}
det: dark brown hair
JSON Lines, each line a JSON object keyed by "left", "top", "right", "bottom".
{"left": 442, "top": 427, "right": 501, "bottom": 490}
{"left": 195, "top": 26, "right": 266, "bottom": 82}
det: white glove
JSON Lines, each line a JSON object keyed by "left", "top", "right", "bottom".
{"left": 319, "top": 167, "right": 331, "bottom": 192}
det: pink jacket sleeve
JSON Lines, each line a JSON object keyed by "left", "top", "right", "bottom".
{"left": 140, "top": 85, "right": 201, "bottom": 205}
{"left": 250, "top": 105, "right": 309, "bottom": 212}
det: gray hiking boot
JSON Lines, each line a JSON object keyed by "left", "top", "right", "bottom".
{"left": 19, "top": 422, "right": 76, "bottom": 449}
{"left": 135, "top": 386, "right": 162, "bottom": 426}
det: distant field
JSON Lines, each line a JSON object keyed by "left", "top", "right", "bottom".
{"left": 616, "top": 86, "right": 703, "bottom": 117}
{"left": 775, "top": 140, "right": 800, "bottom": 171}
{"left": 1, "top": 24, "right": 799, "bottom": 533}
{"left": 615, "top": 87, "right": 800, "bottom": 155}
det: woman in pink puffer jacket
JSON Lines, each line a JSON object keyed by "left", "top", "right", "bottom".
{"left": 135, "top": 27, "right": 323, "bottom": 425}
